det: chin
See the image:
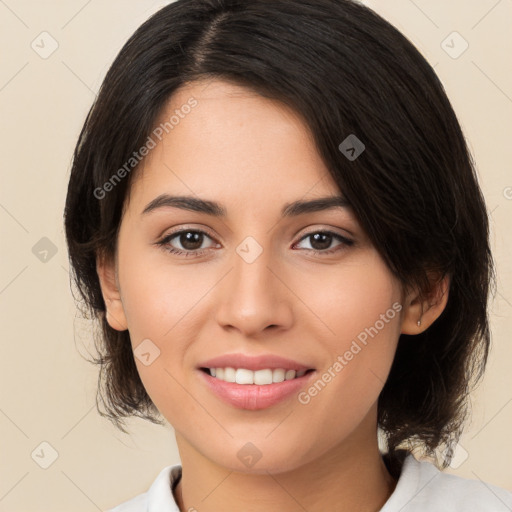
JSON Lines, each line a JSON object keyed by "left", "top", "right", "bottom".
{"left": 208, "top": 443, "right": 311, "bottom": 475}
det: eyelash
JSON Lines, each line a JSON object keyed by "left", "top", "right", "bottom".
{"left": 155, "top": 228, "right": 354, "bottom": 258}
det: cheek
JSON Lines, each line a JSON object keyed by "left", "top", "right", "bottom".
{"left": 118, "top": 246, "right": 213, "bottom": 345}
{"left": 116, "top": 249, "right": 217, "bottom": 410}
{"left": 294, "top": 254, "right": 402, "bottom": 413}
{"left": 291, "top": 252, "right": 401, "bottom": 343}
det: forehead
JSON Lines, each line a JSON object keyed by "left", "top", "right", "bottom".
{"left": 126, "top": 79, "right": 342, "bottom": 216}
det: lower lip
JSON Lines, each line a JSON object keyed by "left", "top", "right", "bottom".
{"left": 198, "top": 370, "right": 316, "bottom": 410}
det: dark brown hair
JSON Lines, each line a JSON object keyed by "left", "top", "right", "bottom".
{"left": 64, "top": 0, "right": 495, "bottom": 471}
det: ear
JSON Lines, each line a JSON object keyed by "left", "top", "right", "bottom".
{"left": 96, "top": 252, "right": 128, "bottom": 331}
{"left": 401, "top": 273, "right": 450, "bottom": 335}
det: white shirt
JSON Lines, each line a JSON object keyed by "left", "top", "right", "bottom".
{"left": 105, "top": 454, "right": 512, "bottom": 511}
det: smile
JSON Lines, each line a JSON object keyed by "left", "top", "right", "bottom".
{"left": 201, "top": 367, "right": 314, "bottom": 385}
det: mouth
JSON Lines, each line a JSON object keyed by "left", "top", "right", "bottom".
{"left": 198, "top": 365, "right": 317, "bottom": 410}
{"left": 199, "top": 367, "right": 315, "bottom": 385}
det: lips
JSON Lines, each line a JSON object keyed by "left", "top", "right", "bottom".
{"left": 196, "top": 353, "right": 316, "bottom": 410}
{"left": 198, "top": 366, "right": 316, "bottom": 410}
{"left": 197, "top": 353, "right": 314, "bottom": 372}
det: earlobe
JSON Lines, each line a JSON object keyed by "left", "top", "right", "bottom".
{"left": 96, "top": 253, "right": 128, "bottom": 331}
{"left": 401, "top": 273, "right": 450, "bottom": 335}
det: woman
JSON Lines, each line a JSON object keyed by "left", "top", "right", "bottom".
{"left": 63, "top": 0, "right": 511, "bottom": 510}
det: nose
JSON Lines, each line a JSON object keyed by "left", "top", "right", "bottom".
{"left": 214, "top": 245, "right": 294, "bottom": 337}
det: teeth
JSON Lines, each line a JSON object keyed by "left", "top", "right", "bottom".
{"left": 224, "top": 367, "right": 236, "bottom": 382}
{"left": 208, "top": 367, "right": 310, "bottom": 385}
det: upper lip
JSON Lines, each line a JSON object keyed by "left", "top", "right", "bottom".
{"left": 198, "top": 353, "right": 314, "bottom": 372}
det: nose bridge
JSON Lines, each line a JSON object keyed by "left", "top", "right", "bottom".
{"left": 214, "top": 236, "right": 292, "bottom": 334}
{"left": 231, "top": 239, "right": 277, "bottom": 313}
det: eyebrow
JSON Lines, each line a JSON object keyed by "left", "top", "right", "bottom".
{"left": 141, "top": 194, "right": 351, "bottom": 218}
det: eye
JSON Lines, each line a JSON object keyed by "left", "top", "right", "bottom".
{"left": 293, "top": 230, "right": 354, "bottom": 255}
{"left": 155, "top": 228, "right": 354, "bottom": 258}
{"left": 156, "top": 229, "right": 220, "bottom": 257}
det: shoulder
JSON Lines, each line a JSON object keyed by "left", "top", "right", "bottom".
{"left": 382, "top": 454, "right": 512, "bottom": 512}
{"left": 104, "top": 464, "right": 182, "bottom": 512}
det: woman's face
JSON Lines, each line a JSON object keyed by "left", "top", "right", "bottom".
{"left": 100, "top": 79, "right": 407, "bottom": 473}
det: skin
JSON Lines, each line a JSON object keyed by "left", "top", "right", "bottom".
{"left": 97, "top": 79, "right": 449, "bottom": 512}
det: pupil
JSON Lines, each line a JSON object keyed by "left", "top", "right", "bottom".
{"left": 311, "top": 233, "right": 331, "bottom": 250}
{"left": 181, "top": 232, "right": 203, "bottom": 250}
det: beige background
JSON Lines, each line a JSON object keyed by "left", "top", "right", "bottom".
{"left": 0, "top": 1, "right": 511, "bottom": 510}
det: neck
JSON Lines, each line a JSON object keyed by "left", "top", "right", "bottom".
{"left": 173, "top": 412, "right": 397, "bottom": 512}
